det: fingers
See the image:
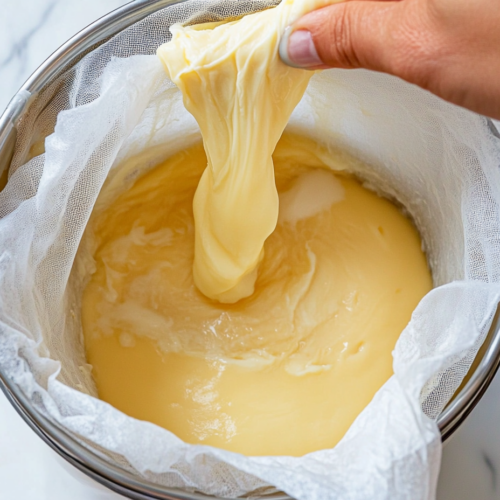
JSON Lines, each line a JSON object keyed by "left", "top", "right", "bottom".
{"left": 279, "top": 0, "right": 500, "bottom": 119}
{"left": 279, "top": 1, "right": 402, "bottom": 74}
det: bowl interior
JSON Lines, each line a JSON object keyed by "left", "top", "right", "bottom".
{"left": 1, "top": 0, "right": 500, "bottom": 498}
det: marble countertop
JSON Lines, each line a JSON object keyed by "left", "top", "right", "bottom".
{"left": 0, "top": 0, "right": 499, "bottom": 499}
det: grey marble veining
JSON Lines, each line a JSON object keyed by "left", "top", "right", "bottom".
{"left": 438, "top": 371, "right": 500, "bottom": 500}
{"left": 1, "top": 0, "right": 500, "bottom": 499}
{"left": 0, "top": 0, "right": 130, "bottom": 113}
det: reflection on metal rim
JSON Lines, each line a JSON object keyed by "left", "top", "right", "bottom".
{"left": 1, "top": 0, "right": 500, "bottom": 498}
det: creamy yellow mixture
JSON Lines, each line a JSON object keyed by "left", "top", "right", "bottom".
{"left": 157, "top": 0, "right": 339, "bottom": 303}
{"left": 82, "top": 135, "right": 432, "bottom": 456}
{"left": 81, "top": 0, "right": 432, "bottom": 457}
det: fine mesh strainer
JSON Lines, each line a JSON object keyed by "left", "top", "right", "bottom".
{"left": 1, "top": 1, "right": 500, "bottom": 499}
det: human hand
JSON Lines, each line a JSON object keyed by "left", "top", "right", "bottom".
{"left": 279, "top": 0, "right": 500, "bottom": 119}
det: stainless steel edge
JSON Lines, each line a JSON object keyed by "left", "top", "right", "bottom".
{"left": 0, "top": 373, "right": 288, "bottom": 500}
{"left": 0, "top": 90, "right": 31, "bottom": 151}
{"left": 487, "top": 118, "right": 500, "bottom": 139}
{"left": 438, "top": 306, "right": 500, "bottom": 441}
{"left": 0, "top": 0, "right": 500, "bottom": 498}
{"left": 19, "top": 0, "right": 186, "bottom": 99}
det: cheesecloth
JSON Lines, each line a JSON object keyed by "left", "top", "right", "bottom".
{"left": 1, "top": 0, "right": 500, "bottom": 499}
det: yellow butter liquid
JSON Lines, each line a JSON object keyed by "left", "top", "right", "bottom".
{"left": 82, "top": 135, "right": 432, "bottom": 456}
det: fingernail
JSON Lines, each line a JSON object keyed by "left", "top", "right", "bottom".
{"left": 279, "top": 28, "right": 325, "bottom": 69}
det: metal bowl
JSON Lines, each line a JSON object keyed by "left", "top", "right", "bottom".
{"left": 1, "top": 0, "right": 500, "bottom": 498}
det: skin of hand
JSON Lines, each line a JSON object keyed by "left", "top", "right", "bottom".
{"left": 279, "top": 0, "right": 500, "bottom": 119}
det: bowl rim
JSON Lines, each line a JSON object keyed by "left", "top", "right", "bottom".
{"left": 1, "top": 0, "right": 500, "bottom": 498}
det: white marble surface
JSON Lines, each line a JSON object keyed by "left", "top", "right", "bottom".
{"left": 1, "top": 0, "right": 500, "bottom": 499}
{"left": 0, "top": 0, "right": 130, "bottom": 113}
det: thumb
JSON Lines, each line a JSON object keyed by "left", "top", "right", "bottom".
{"left": 279, "top": 1, "right": 402, "bottom": 73}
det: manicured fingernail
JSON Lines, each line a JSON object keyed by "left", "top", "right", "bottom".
{"left": 279, "top": 28, "right": 324, "bottom": 69}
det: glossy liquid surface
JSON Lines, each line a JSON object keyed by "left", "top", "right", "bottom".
{"left": 82, "top": 136, "right": 432, "bottom": 456}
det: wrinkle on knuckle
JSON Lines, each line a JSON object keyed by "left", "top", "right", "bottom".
{"left": 319, "top": 4, "right": 361, "bottom": 68}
